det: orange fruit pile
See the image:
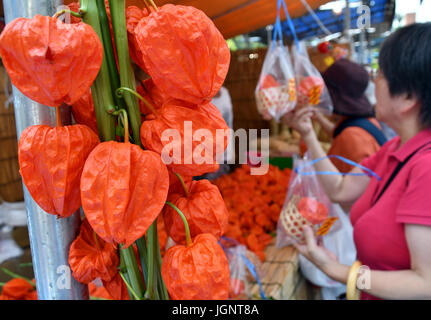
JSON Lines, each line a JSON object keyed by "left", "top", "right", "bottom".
{"left": 214, "top": 164, "right": 292, "bottom": 261}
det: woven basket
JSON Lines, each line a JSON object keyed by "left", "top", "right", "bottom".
{"left": 0, "top": 67, "right": 24, "bottom": 202}
{"left": 280, "top": 195, "right": 315, "bottom": 242}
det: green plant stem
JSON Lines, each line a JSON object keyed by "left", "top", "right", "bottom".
{"left": 78, "top": 0, "right": 88, "bottom": 13}
{"left": 119, "top": 249, "right": 134, "bottom": 299}
{"left": 18, "top": 263, "right": 33, "bottom": 268}
{"left": 120, "top": 245, "right": 145, "bottom": 300}
{"left": 112, "top": 109, "right": 129, "bottom": 144}
{"left": 119, "top": 272, "right": 140, "bottom": 300}
{"left": 95, "top": 0, "right": 125, "bottom": 112}
{"left": 151, "top": 224, "right": 162, "bottom": 300}
{"left": 143, "top": 220, "right": 168, "bottom": 300}
{"left": 80, "top": 0, "right": 116, "bottom": 142}
{"left": 136, "top": 237, "right": 149, "bottom": 287}
{"left": 142, "top": 0, "right": 151, "bottom": 11}
{"left": 165, "top": 202, "right": 192, "bottom": 246}
{"left": 116, "top": 87, "right": 158, "bottom": 116}
{"left": 175, "top": 173, "right": 190, "bottom": 197}
{"left": 148, "top": 0, "right": 158, "bottom": 11}
{"left": 90, "top": 296, "right": 109, "bottom": 300}
{"left": 158, "top": 264, "right": 169, "bottom": 300}
{"left": 53, "top": 9, "right": 84, "bottom": 19}
{"left": 109, "top": 0, "right": 142, "bottom": 147}
{"left": 144, "top": 223, "right": 156, "bottom": 300}
{"left": 154, "top": 230, "right": 169, "bottom": 300}
{"left": 155, "top": 270, "right": 168, "bottom": 300}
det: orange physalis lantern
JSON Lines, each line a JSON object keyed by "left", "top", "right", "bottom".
{"left": 138, "top": 78, "right": 193, "bottom": 111}
{"left": 18, "top": 124, "right": 100, "bottom": 218}
{"left": 88, "top": 282, "right": 114, "bottom": 300}
{"left": 69, "top": 219, "right": 119, "bottom": 284}
{"left": 71, "top": 89, "right": 99, "bottom": 135}
{"left": 0, "top": 278, "right": 37, "bottom": 300}
{"left": 126, "top": 6, "right": 149, "bottom": 72}
{"left": 134, "top": 4, "right": 231, "bottom": 105}
{"left": 0, "top": 15, "right": 103, "bottom": 107}
{"left": 162, "top": 233, "right": 230, "bottom": 300}
{"left": 140, "top": 102, "right": 229, "bottom": 177}
{"left": 102, "top": 273, "right": 130, "bottom": 300}
{"left": 163, "top": 179, "right": 229, "bottom": 245}
{"left": 80, "top": 141, "right": 169, "bottom": 248}
{"left": 136, "top": 81, "right": 164, "bottom": 117}
{"left": 167, "top": 170, "right": 193, "bottom": 195}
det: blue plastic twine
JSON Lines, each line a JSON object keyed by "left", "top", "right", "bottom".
{"left": 220, "top": 237, "right": 267, "bottom": 300}
{"left": 240, "top": 253, "right": 267, "bottom": 300}
{"left": 272, "top": 0, "right": 301, "bottom": 53}
{"left": 294, "top": 155, "right": 382, "bottom": 180}
{"left": 279, "top": 0, "right": 301, "bottom": 52}
{"left": 271, "top": 0, "right": 284, "bottom": 50}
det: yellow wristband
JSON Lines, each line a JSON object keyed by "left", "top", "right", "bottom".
{"left": 346, "top": 261, "right": 362, "bottom": 300}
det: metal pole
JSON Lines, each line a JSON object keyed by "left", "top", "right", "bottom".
{"left": 266, "top": 25, "right": 274, "bottom": 47}
{"left": 3, "top": 0, "right": 89, "bottom": 300}
{"left": 359, "top": 29, "right": 366, "bottom": 64}
{"left": 344, "top": 0, "right": 356, "bottom": 62}
{"left": 344, "top": 0, "right": 351, "bottom": 40}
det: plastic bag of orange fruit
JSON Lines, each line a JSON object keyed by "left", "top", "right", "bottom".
{"left": 276, "top": 156, "right": 340, "bottom": 247}
{"left": 220, "top": 237, "right": 266, "bottom": 300}
{"left": 254, "top": 6, "right": 296, "bottom": 122}
{"left": 291, "top": 42, "right": 333, "bottom": 114}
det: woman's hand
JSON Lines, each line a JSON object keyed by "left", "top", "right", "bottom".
{"left": 312, "top": 109, "right": 336, "bottom": 135}
{"left": 293, "top": 225, "right": 339, "bottom": 271}
{"left": 282, "top": 107, "right": 315, "bottom": 139}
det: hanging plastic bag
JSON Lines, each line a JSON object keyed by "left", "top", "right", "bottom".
{"left": 276, "top": 156, "right": 338, "bottom": 247}
{"left": 255, "top": 0, "right": 296, "bottom": 121}
{"left": 220, "top": 237, "right": 266, "bottom": 300}
{"left": 276, "top": 154, "right": 381, "bottom": 248}
{"left": 292, "top": 41, "right": 333, "bottom": 114}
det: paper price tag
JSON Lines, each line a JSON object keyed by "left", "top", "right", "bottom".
{"left": 316, "top": 217, "right": 338, "bottom": 236}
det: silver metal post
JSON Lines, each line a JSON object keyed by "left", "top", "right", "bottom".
{"left": 359, "top": 29, "right": 366, "bottom": 64}
{"left": 344, "top": 0, "right": 356, "bottom": 63}
{"left": 3, "top": 0, "right": 89, "bottom": 300}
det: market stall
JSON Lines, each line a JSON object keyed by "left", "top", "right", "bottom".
{"left": 0, "top": 0, "right": 401, "bottom": 302}
{"left": 0, "top": 0, "right": 339, "bottom": 301}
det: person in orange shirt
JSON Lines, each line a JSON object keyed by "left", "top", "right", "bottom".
{"left": 313, "top": 58, "right": 387, "bottom": 174}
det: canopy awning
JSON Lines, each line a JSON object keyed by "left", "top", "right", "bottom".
{"left": 62, "top": 0, "right": 332, "bottom": 39}
{"left": 282, "top": 0, "right": 393, "bottom": 40}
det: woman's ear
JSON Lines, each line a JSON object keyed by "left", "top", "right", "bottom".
{"left": 399, "top": 93, "right": 421, "bottom": 116}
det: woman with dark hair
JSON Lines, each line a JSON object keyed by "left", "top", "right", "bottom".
{"left": 316, "top": 58, "right": 387, "bottom": 175}
{"left": 283, "top": 23, "right": 431, "bottom": 300}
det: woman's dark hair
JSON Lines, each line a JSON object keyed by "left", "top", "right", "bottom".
{"left": 379, "top": 23, "right": 431, "bottom": 127}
